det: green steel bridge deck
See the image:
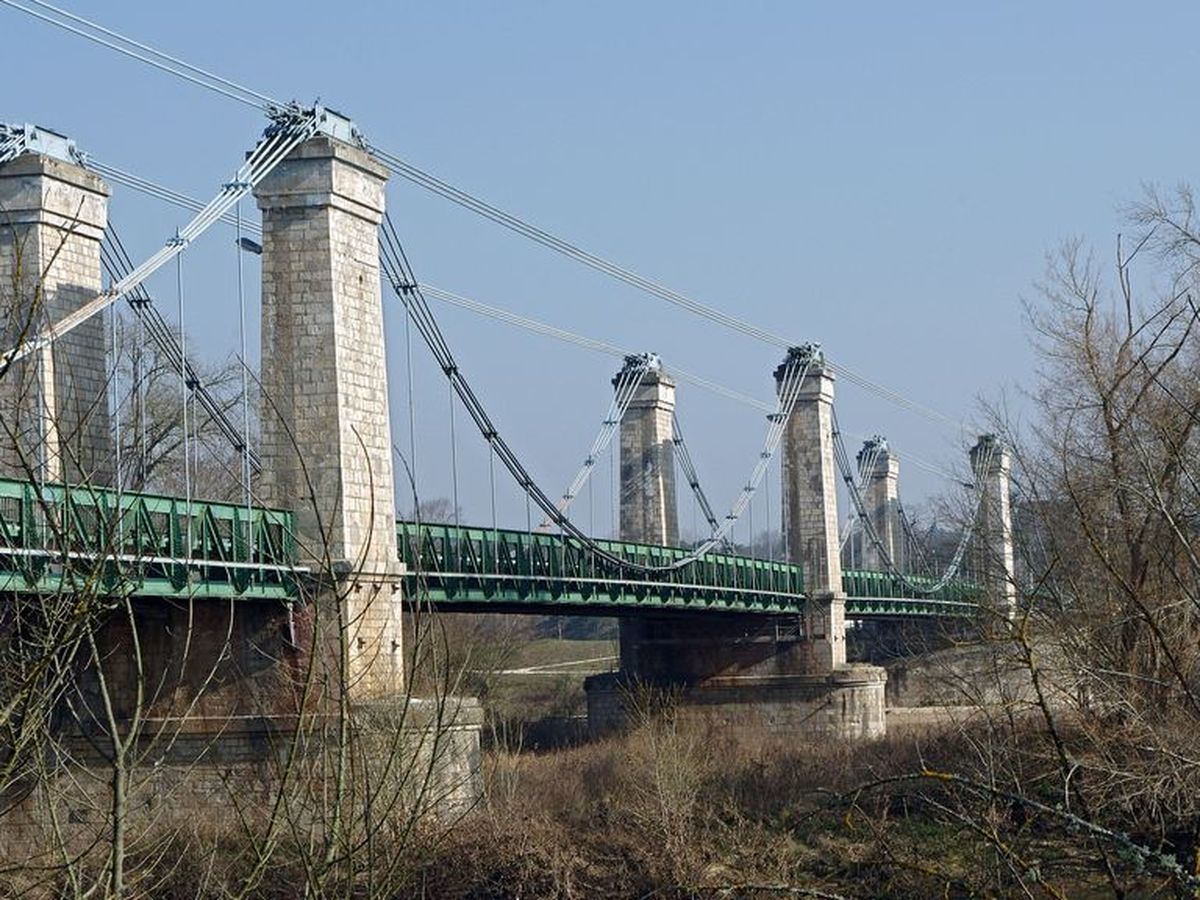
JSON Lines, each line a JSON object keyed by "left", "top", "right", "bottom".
{"left": 397, "top": 522, "right": 978, "bottom": 617}
{"left": 0, "top": 478, "right": 298, "bottom": 599}
{"left": 0, "top": 479, "right": 978, "bottom": 617}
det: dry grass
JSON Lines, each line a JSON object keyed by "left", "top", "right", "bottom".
{"left": 412, "top": 710, "right": 1180, "bottom": 899}
{"left": 2, "top": 706, "right": 1182, "bottom": 898}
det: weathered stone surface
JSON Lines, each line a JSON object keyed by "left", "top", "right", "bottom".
{"left": 586, "top": 666, "right": 886, "bottom": 741}
{"left": 254, "top": 135, "right": 403, "bottom": 697}
{"left": 616, "top": 361, "right": 679, "bottom": 675}
{"left": 617, "top": 362, "right": 678, "bottom": 547}
{"left": 0, "top": 695, "right": 485, "bottom": 864}
{"left": 777, "top": 354, "right": 847, "bottom": 671}
{"left": 885, "top": 640, "right": 1078, "bottom": 711}
{"left": 0, "top": 153, "right": 112, "bottom": 484}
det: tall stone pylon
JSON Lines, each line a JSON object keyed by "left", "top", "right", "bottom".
{"left": 0, "top": 126, "right": 112, "bottom": 485}
{"left": 857, "top": 437, "right": 902, "bottom": 571}
{"left": 970, "top": 434, "right": 1016, "bottom": 620}
{"left": 615, "top": 354, "right": 678, "bottom": 673}
{"left": 617, "top": 355, "right": 678, "bottom": 547}
{"left": 254, "top": 114, "right": 403, "bottom": 696}
{"left": 777, "top": 344, "right": 845, "bottom": 671}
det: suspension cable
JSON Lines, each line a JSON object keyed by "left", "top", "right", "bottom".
{"left": 0, "top": 0, "right": 274, "bottom": 109}
{"left": 448, "top": 378, "right": 460, "bottom": 527}
{"left": 670, "top": 412, "right": 723, "bottom": 541}
{"left": 764, "top": 444, "right": 773, "bottom": 559}
{"left": 135, "top": 302, "right": 147, "bottom": 485}
{"left": 366, "top": 146, "right": 963, "bottom": 428}
{"left": 1, "top": 0, "right": 966, "bottom": 430}
{"left": 100, "top": 225, "right": 259, "bottom": 471}
{"left": 90, "top": 159, "right": 264, "bottom": 237}
{"left": 404, "top": 299, "right": 418, "bottom": 496}
{"left": 176, "top": 246, "right": 192, "bottom": 558}
{"left": 896, "top": 493, "right": 935, "bottom": 576}
{"left": 834, "top": 409, "right": 991, "bottom": 594}
{"left": 95, "top": 158, "right": 838, "bottom": 518}
{"left": 422, "top": 283, "right": 966, "bottom": 481}
{"left": 378, "top": 211, "right": 813, "bottom": 573}
{"left": 421, "top": 283, "right": 775, "bottom": 412}
{"left": 2, "top": 0, "right": 985, "bottom": 521}
{"left": 537, "top": 353, "right": 652, "bottom": 530}
{"left": 86, "top": 158, "right": 972, "bottom": 474}
{"left": 840, "top": 439, "right": 882, "bottom": 554}
{"left": 610, "top": 435, "right": 616, "bottom": 538}
{"left": 488, "top": 441, "right": 497, "bottom": 534}
{"left": 235, "top": 198, "right": 253, "bottom": 532}
{"left": 110, "top": 299, "right": 122, "bottom": 495}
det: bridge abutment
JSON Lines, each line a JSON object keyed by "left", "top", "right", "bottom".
{"left": 0, "top": 133, "right": 113, "bottom": 485}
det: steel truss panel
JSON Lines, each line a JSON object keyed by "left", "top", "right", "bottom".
{"left": 0, "top": 477, "right": 299, "bottom": 599}
{"left": 399, "top": 522, "right": 978, "bottom": 618}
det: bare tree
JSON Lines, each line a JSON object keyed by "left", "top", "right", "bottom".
{"left": 0, "top": 216, "right": 485, "bottom": 898}
{"left": 112, "top": 315, "right": 250, "bottom": 501}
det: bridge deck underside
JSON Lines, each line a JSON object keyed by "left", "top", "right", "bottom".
{"left": 0, "top": 480, "right": 978, "bottom": 617}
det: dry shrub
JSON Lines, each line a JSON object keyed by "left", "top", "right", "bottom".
{"left": 406, "top": 704, "right": 1176, "bottom": 899}
{"left": 1, "top": 708, "right": 1160, "bottom": 898}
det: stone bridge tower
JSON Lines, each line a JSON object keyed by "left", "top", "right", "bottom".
{"left": 0, "top": 126, "right": 112, "bottom": 485}
{"left": 857, "top": 436, "right": 902, "bottom": 572}
{"left": 970, "top": 434, "right": 1016, "bottom": 620}
{"left": 254, "top": 114, "right": 403, "bottom": 697}
{"left": 617, "top": 356, "right": 678, "bottom": 547}
{"left": 778, "top": 344, "right": 846, "bottom": 672}
{"left": 613, "top": 354, "right": 678, "bottom": 674}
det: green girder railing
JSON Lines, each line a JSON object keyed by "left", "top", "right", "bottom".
{"left": 0, "top": 475, "right": 980, "bottom": 616}
{"left": 398, "top": 521, "right": 806, "bottom": 614}
{"left": 841, "top": 569, "right": 979, "bottom": 617}
{"left": 0, "top": 477, "right": 299, "bottom": 599}
{"left": 397, "top": 521, "right": 979, "bottom": 617}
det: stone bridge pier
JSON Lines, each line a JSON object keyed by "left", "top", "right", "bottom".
{"left": 586, "top": 345, "right": 886, "bottom": 741}
{"left": 252, "top": 116, "right": 481, "bottom": 789}
{"left": 75, "top": 120, "right": 415, "bottom": 744}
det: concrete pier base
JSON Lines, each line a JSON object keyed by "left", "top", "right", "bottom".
{"left": 585, "top": 665, "right": 886, "bottom": 742}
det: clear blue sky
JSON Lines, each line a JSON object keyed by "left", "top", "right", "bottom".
{"left": 5, "top": 2, "right": 1196, "bottom": 536}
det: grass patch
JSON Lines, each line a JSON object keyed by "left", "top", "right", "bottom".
{"left": 507, "top": 637, "right": 618, "bottom": 670}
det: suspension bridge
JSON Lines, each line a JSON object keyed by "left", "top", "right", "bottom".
{"left": 0, "top": 1, "right": 1016, "bottom": 743}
